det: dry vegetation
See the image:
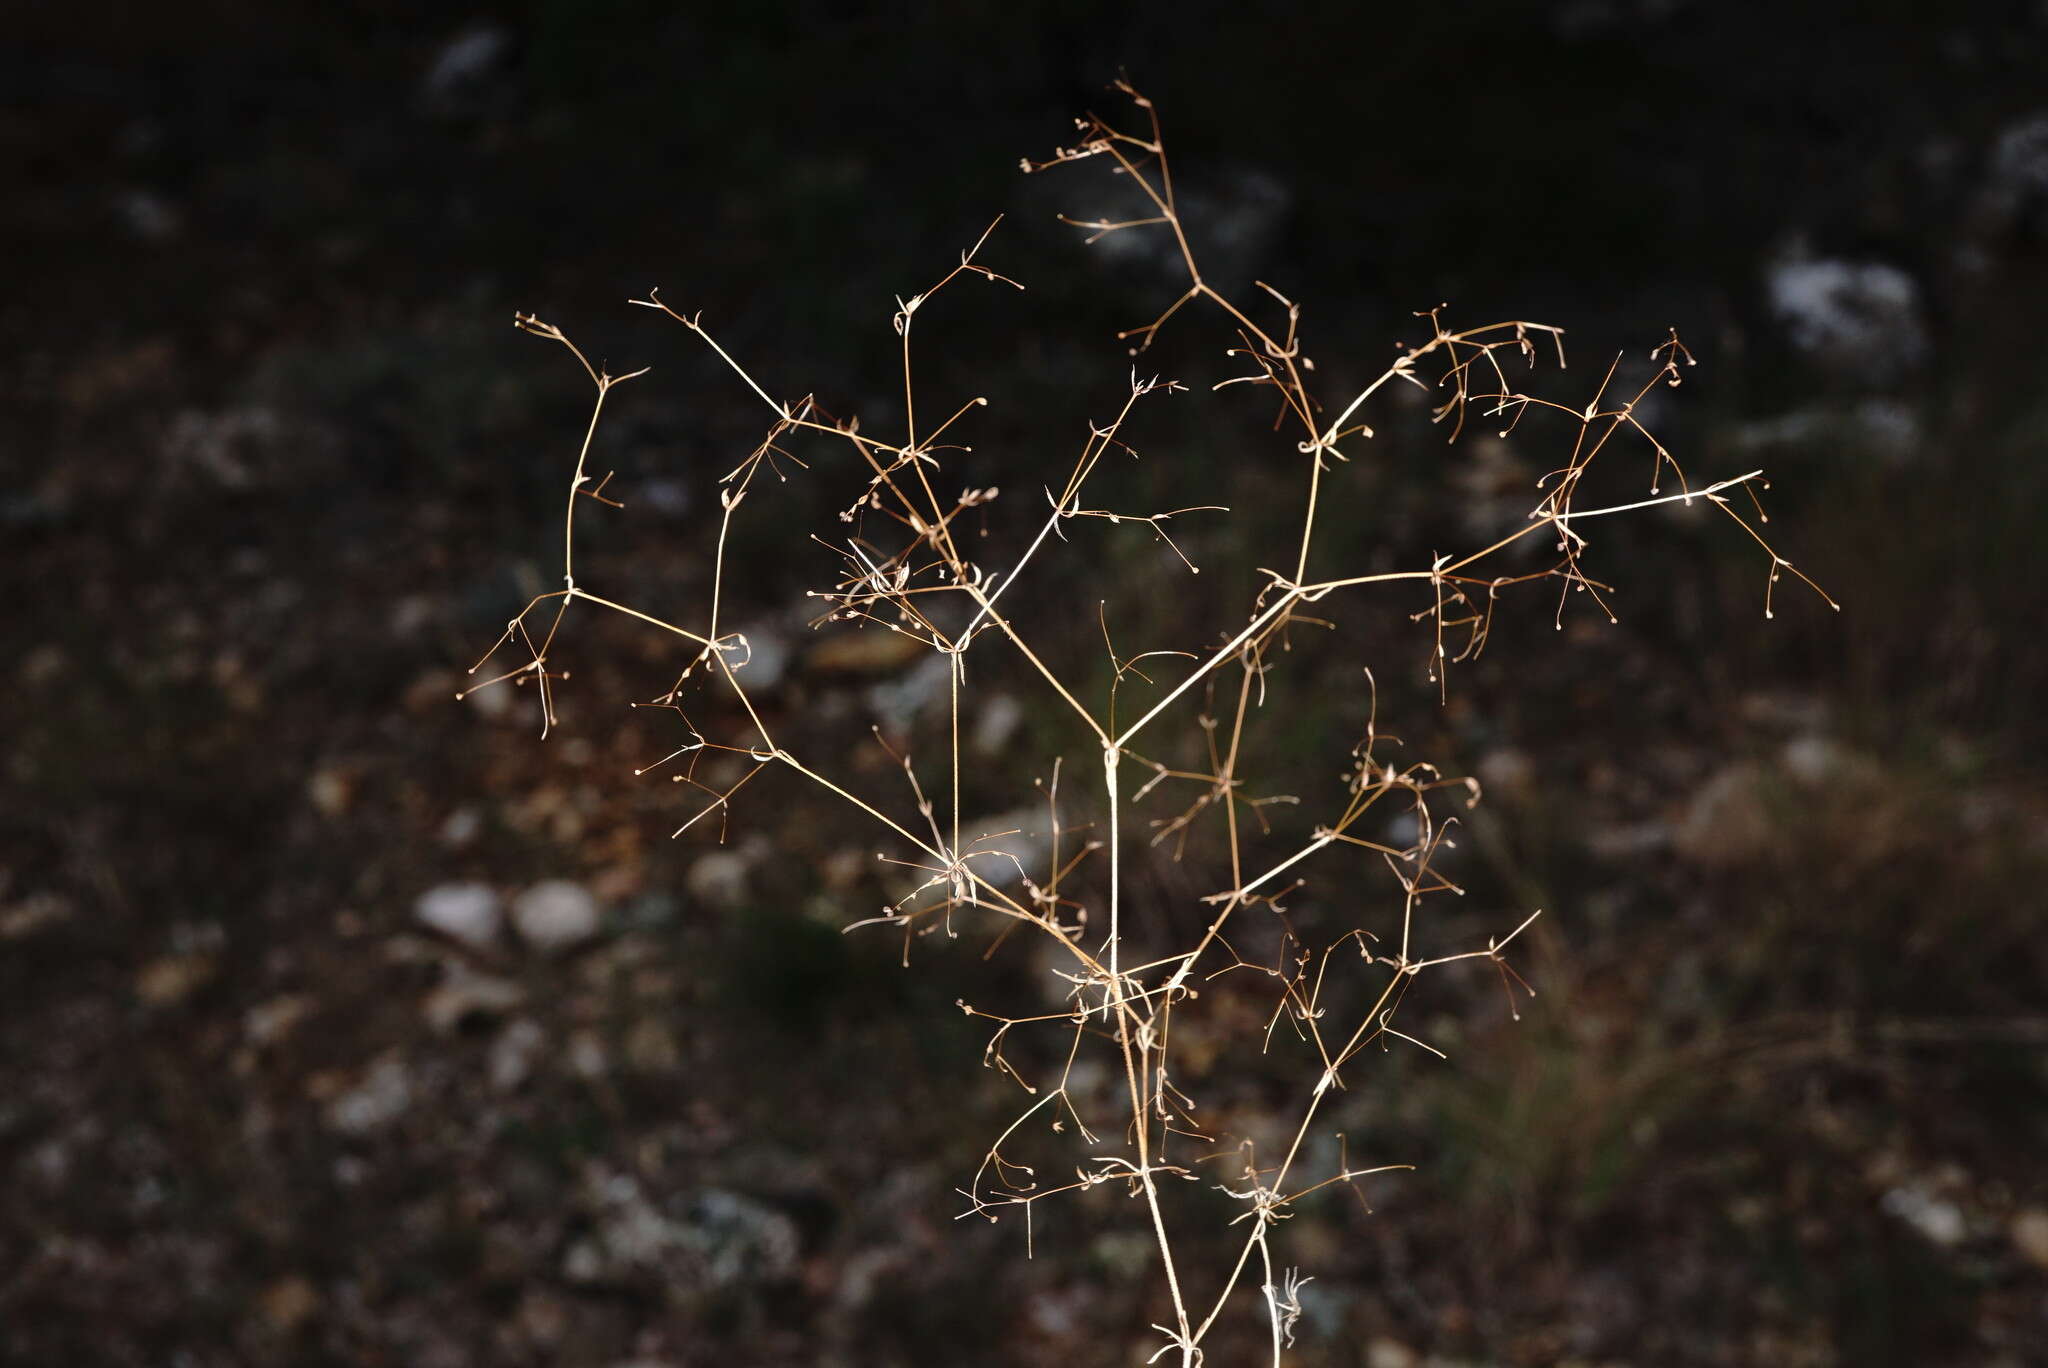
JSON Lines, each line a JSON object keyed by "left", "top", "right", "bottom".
{"left": 463, "top": 82, "right": 1832, "bottom": 1364}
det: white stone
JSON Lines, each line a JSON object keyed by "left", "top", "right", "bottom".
{"left": 687, "top": 842, "right": 763, "bottom": 911}
{"left": 1881, "top": 1184, "right": 1966, "bottom": 1246}
{"left": 1986, "top": 113, "right": 2048, "bottom": 217}
{"left": 490, "top": 1020, "right": 546, "bottom": 1091}
{"left": 464, "top": 679, "right": 512, "bottom": 719}
{"left": 865, "top": 653, "right": 953, "bottom": 734}
{"left": 327, "top": 1054, "right": 413, "bottom": 1134}
{"left": 414, "top": 882, "right": 501, "bottom": 949}
{"left": 421, "top": 24, "right": 510, "bottom": 111}
{"left": 439, "top": 806, "right": 482, "bottom": 847}
{"left": 511, "top": 880, "right": 601, "bottom": 952}
{"left": 726, "top": 625, "right": 790, "bottom": 693}
{"left": 1766, "top": 249, "right": 1928, "bottom": 380}
{"left": 972, "top": 693, "right": 1025, "bottom": 757}
{"left": 1366, "top": 1338, "right": 1419, "bottom": 1368}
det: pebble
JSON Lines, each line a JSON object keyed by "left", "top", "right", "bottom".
{"left": 245, "top": 994, "right": 311, "bottom": 1048}
{"left": 727, "top": 624, "right": 790, "bottom": 693}
{"left": 135, "top": 952, "right": 217, "bottom": 1008}
{"left": 2011, "top": 1208, "right": 2048, "bottom": 1271}
{"left": 464, "top": 679, "right": 513, "bottom": 720}
{"left": 1880, "top": 1183, "right": 1966, "bottom": 1246}
{"left": 1475, "top": 747, "right": 1536, "bottom": 804}
{"left": 306, "top": 768, "right": 351, "bottom": 818}
{"left": 259, "top": 1274, "right": 319, "bottom": 1334}
{"left": 421, "top": 966, "right": 524, "bottom": 1033}
{"left": 1367, "top": 1338, "right": 1419, "bottom": 1368}
{"left": 420, "top": 23, "right": 511, "bottom": 113}
{"left": 414, "top": 882, "right": 502, "bottom": 949}
{"left": 490, "top": 1020, "right": 546, "bottom": 1091}
{"left": 866, "top": 654, "right": 952, "bottom": 734}
{"left": 566, "top": 1029, "right": 609, "bottom": 1079}
{"left": 688, "top": 840, "right": 766, "bottom": 910}
{"left": 0, "top": 892, "right": 72, "bottom": 940}
{"left": 1765, "top": 248, "right": 1928, "bottom": 382}
{"left": 973, "top": 693, "right": 1025, "bottom": 757}
{"left": 511, "top": 880, "right": 601, "bottom": 951}
{"left": 326, "top": 1054, "right": 413, "bottom": 1134}
{"left": 439, "top": 806, "right": 482, "bottom": 847}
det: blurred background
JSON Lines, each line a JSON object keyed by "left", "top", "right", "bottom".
{"left": 5, "top": 2, "right": 2046, "bottom": 1365}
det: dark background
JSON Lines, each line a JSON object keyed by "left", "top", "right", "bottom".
{"left": 5, "top": 2, "right": 2046, "bottom": 1365}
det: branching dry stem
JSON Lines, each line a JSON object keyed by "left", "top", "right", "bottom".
{"left": 469, "top": 80, "right": 1831, "bottom": 1366}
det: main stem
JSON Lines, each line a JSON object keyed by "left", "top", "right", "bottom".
{"left": 1106, "top": 741, "right": 1196, "bottom": 1362}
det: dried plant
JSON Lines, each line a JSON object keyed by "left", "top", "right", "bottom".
{"left": 462, "top": 81, "right": 1833, "bottom": 1364}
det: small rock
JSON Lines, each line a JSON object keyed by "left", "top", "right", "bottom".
{"left": 517, "top": 1288, "right": 570, "bottom": 1347}
{"left": 27, "top": 1135, "right": 73, "bottom": 1188}
{"left": 1734, "top": 399, "right": 1921, "bottom": 464}
{"left": 511, "top": 880, "right": 601, "bottom": 952}
{"left": 566, "top": 1029, "right": 609, "bottom": 1079}
{"left": 490, "top": 1020, "right": 546, "bottom": 1091}
{"left": 727, "top": 624, "right": 790, "bottom": 693}
{"left": 245, "top": 994, "right": 311, "bottom": 1048}
{"left": 421, "top": 966, "right": 525, "bottom": 1033}
{"left": 259, "top": 1274, "right": 319, "bottom": 1334}
{"left": 439, "top": 806, "right": 482, "bottom": 847}
{"left": 1780, "top": 734, "right": 1883, "bottom": 790}
{"left": 1979, "top": 112, "right": 2048, "bottom": 238}
{"left": 958, "top": 808, "right": 1051, "bottom": 889}
{"left": 135, "top": 952, "right": 217, "bottom": 1008}
{"left": 326, "top": 1054, "right": 412, "bottom": 1134}
{"left": 687, "top": 841, "right": 764, "bottom": 911}
{"left": 681, "top": 1189, "right": 802, "bottom": 1289}
{"left": 1765, "top": 248, "right": 1928, "bottom": 382}
{"left": 617, "top": 889, "right": 678, "bottom": 927}
{"left": 1075, "top": 164, "right": 1289, "bottom": 294}
{"left": 0, "top": 892, "right": 72, "bottom": 940}
{"left": 464, "top": 679, "right": 513, "bottom": 720}
{"left": 415, "top": 882, "right": 501, "bottom": 948}
{"left": 565, "top": 1172, "right": 801, "bottom": 1291}
{"left": 163, "top": 406, "right": 279, "bottom": 489}
{"left": 1880, "top": 1183, "right": 1966, "bottom": 1247}
{"left": 306, "top": 768, "right": 351, "bottom": 818}
{"left": 1475, "top": 747, "right": 1536, "bottom": 804}
{"left": 569, "top": 1172, "right": 687, "bottom": 1283}
{"left": 973, "top": 693, "right": 1025, "bottom": 757}
{"left": 389, "top": 594, "right": 438, "bottom": 637}
{"left": 113, "top": 188, "right": 181, "bottom": 241}
{"left": 1367, "top": 1337, "right": 1419, "bottom": 1368}
{"left": 866, "top": 654, "right": 953, "bottom": 734}
{"left": 890, "top": 807, "right": 1050, "bottom": 917}
{"left": 1585, "top": 819, "right": 1672, "bottom": 860}
{"left": 1026, "top": 1286, "right": 1091, "bottom": 1338}
{"left": 2010, "top": 1208, "right": 2048, "bottom": 1271}
{"left": 561, "top": 1238, "right": 605, "bottom": 1284}
{"left": 420, "top": 23, "right": 512, "bottom": 115}
{"left": 20, "top": 643, "right": 67, "bottom": 686}
{"left": 637, "top": 476, "right": 692, "bottom": 518}
{"left": 820, "top": 846, "right": 867, "bottom": 891}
